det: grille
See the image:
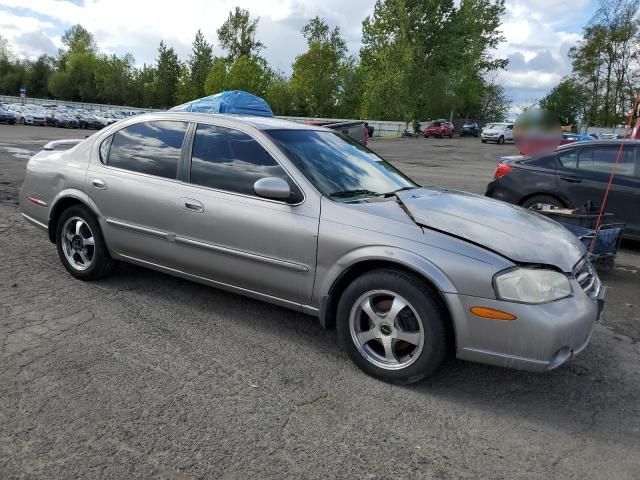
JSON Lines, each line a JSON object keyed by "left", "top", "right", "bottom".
{"left": 574, "top": 259, "right": 598, "bottom": 298}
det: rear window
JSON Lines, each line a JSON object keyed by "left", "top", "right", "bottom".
{"left": 106, "top": 121, "right": 188, "bottom": 179}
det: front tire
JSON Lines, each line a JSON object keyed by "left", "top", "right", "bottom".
{"left": 481, "top": 139, "right": 487, "bottom": 143}
{"left": 56, "top": 205, "right": 115, "bottom": 280}
{"left": 497, "top": 135, "right": 505, "bottom": 145}
{"left": 337, "top": 269, "right": 448, "bottom": 384}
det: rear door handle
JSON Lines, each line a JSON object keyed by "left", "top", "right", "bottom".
{"left": 560, "top": 175, "right": 582, "bottom": 183}
{"left": 182, "top": 198, "right": 204, "bottom": 213}
{"left": 91, "top": 178, "right": 107, "bottom": 190}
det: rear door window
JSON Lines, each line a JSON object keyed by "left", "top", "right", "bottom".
{"left": 190, "top": 124, "right": 302, "bottom": 203}
{"left": 578, "top": 147, "right": 635, "bottom": 177}
{"left": 106, "top": 121, "right": 188, "bottom": 179}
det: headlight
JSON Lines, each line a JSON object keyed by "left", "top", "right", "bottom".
{"left": 494, "top": 268, "right": 572, "bottom": 304}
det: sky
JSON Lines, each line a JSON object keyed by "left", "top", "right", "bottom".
{"left": 0, "top": 0, "right": 599, "bottom": 113}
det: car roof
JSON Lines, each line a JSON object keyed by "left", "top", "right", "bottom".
{"left": 151, "top": 111, "right": 326, "bottom": 132}
{"left": 556, "top": 139, "right": 640, "bottom": 150}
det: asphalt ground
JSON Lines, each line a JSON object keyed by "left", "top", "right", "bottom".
{"left": 1, "top": 125, "right": 639, "bottom": 479}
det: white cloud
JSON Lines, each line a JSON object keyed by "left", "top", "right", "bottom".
{"left": 0, "top": 0, "right": 374, "bottom": 68}
{"left": 0, "top": 0, "right": 593, "bottom": 104}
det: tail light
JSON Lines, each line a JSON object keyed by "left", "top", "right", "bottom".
{"left": 494, "top": 162, "right": 513, "bottom": 179}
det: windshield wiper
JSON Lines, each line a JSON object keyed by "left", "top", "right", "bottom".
{"left": 329, "top": 189, "right": 381, "bottom": 198}
{"left": 382, "top": 186, "right": 418, "bottom": 197}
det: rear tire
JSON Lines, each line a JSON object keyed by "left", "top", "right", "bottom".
{"left": 337, "top": 269, "right": 448, "bottom": 384}
{"left": 55, "top": 205, "right": 115, "bottom": 280}
{"left": 521, "top": 194, "right": 565, "bottom": 210}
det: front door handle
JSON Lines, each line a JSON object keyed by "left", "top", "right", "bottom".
{"left": 182, "top": 198, "right": 204, "bottom": 213}
{"left": 91, "top": 178, "right": 107, "bottom": 190}
{"left": 559, "top": 175, "right": 582, "bottom": 183}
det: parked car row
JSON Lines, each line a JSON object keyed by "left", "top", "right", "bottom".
{"left": 0, "top": 103, "right": 146, "bottom": 129}
{"left": 419, "top": 120, "right": 516, "bottom": 143}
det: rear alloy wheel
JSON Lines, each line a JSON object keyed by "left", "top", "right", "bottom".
{"left": 521, "top": 194, "right": 565, "bottom": 211}
{"left": 497, "top": 135, "right": 505, "bottom": 145}
{"left": 337, "top": 269, "right": 448, "bottom": 384}
{"left": 56, "top": 205, "right": 115, "bottom": 280}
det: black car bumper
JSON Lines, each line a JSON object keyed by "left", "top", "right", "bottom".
{"left": 485, "top": 178, "right": 521, "bottom": 204}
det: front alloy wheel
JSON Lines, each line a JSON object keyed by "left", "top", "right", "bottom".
{"left": 349, "top": 290, "right": 424, "bottom": 370}
{"left": 337, "top": 269, "right": 448, "bottom": 384}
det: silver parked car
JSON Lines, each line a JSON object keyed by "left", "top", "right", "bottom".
{"left": 19, "top": 113, "right": 605, "bottom": 383}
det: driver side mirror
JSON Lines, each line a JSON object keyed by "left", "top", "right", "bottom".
{"left": 253, "top": 177, "right": 291, "bottom": 200}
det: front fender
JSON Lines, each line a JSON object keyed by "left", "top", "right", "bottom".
{"left": 316, "top": 245, "right": 458, "bottom": 301}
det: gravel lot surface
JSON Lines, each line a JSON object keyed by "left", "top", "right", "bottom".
{"left": 1, "top": 125, "right": 639, "bottom": 479}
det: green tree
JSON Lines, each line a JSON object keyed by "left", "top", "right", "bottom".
{"left": 265, "top": 73, "right": 293, "bottom": 115}
{"left": 131, "top": 64, "right": 157, "bottom": 108}
{"left": 217, "top": 7, "right": 264, "bottom": 61}
{"left": 50, "top": 25, "right": 99, "bottom": 101}
{"left": 61, "top": 24, "right": 97, "bottom": 53}
{"left": 154, "top": 41, "right": 181, "bottom": 108}
{"left": 290, "top": 17, "right": 351, "bottom": 117}
{"left": 204, "top": 55, "right": 272, "bottom": 97}
{"left": 26, "top": 55, "right": 54, "bottom": 98}
{"left": 479, "top": 77, "right": 510, "bottom": 122}
{"left": 539, "top": 77, "right": 589, "bottom": 127}
{"left": 0, "top": 35, "right": 12, "bottom": 62}
{"left": 95, "top": 53, "right": 136, "bottom": 105}
{"left": 184, "top": 30, "right": 214, "bottom": 100}
{"left": 227, "top": 55, "right": 271, "bottom": 95}
{"left": 569, "top": 0, "right": 640, "bottom": 126}
{"left": 175, "top": 65, "right": 196, "bottom": 104}
{"left": 204, "top": 57, "right": 229, "bottom": 94}
{"left": 359, "top": 0, "right": 507, "bottom": 122}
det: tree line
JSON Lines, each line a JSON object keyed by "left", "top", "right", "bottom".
{"left": 540, "top": 0, "right": 640, "bottom": 128}
{"left": 0, "top": 1, "right": 510, "bottom": 124}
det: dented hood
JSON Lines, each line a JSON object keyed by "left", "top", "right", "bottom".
{"left": 396, "top": 187, "right": 585, "bottom": 272}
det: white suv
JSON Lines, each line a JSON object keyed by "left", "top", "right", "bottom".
{"left": 481, "top": 122, "right": 514, "bottom": 144}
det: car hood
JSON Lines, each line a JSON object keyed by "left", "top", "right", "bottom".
{"left": 396, "top": 187, "right": 585, "bottom": 272}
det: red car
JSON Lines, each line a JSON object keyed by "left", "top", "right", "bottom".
{"left": 424, "top": 121, "right": 454, "bottom": 138}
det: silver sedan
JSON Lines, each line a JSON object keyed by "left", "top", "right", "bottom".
{"left": 19, "top": 112, "right": 604, "bottom": 383}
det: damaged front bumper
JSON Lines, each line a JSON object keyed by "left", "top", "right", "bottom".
{"left": 443, "top": 277, "right": 603, "bottom": 372}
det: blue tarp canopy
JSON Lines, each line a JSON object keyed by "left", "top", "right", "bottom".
{"left": 169, "top": 90, "right": 274, "bottom": 117}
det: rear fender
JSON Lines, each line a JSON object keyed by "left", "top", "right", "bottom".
{"left": 48, "top": 189, "right": 104, "bottom": 242}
